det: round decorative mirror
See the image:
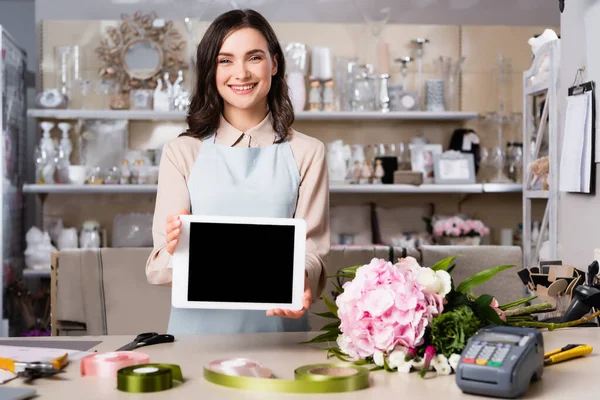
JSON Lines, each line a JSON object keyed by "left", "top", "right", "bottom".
{"left": 96, "top": 11, "right": 187, "bottom": 91}
{"left": 122, "top": 39, "right": 164, "bottom": 80}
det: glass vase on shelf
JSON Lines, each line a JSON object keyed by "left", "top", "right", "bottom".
{"left": 396, "top": 142, "right": 411, "bottom": 171}
{"left": 476, "top": 146, "right": 491, "bottom": 183}
{"left": 494, "top": 54, "right": 513, "bottom": 118}
{"left": 351, "top": 65, "right": 377, "bottom": 111}
{"left": 95, "top": 80, "right": 114, "bottom": 110}
{"left": 354, "top": 1, "right": 391, "bottom": 73}
{"left": 435, "top": 56, "right": 465, "bottom": 111}
{"left": 54, "top": 45, "right": 80, "bottom": 106}
{"left": 483, "top": 112, "right": 512, "bottom": 183}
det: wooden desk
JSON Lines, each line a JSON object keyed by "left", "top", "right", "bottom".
{"left": 2, "top": 328, "right": 599, "bottom": 399}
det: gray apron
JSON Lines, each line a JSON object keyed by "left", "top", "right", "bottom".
{"left": 167, "top": 133, "right": 310, "bottom": 334}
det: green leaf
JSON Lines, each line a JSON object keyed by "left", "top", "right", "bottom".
{"left": 352, "top": 359, "right": 372, "bottom": 366}
{"left": 332, "top": 282, "right": 343, "bottom": 294}
{"left": 340, "top": 265, "right": 362, "bottom": 274}
{"left": 444, "top": 290, "right": 471, "bottom": 311}
{"left": 299, "top": 331, "right": 338, "bottom": 344}
{"left": 447, "top": 264, "right": 456, "bottom": 274}
{"left": 430, "top": 256, "right": 457, "bottom": 271}
{"left": 370, "top": 365, "right": 385, "bottom": 372}
{"left": 327, "top": 347, "right": 352, "bottom": 362}
{"left": 455, "top": 265, "right": 515, "bottom": 294}
{"left": 472, "top": 294, "right": 507, "bottom": 326}
{"left": 328, "top": 273, "right": 355, "bottom": 279}
{"left": 322, "top": 294, "right": 339, "bottom": 317}
{"left": 320, "top": 321, "right": 341, "bottom": 332}
{"left": 312, "top": 311, "right": 337, "bottom": 319}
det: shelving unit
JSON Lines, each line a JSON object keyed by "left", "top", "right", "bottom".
{"left": 22, "top": 269, "right": 51, "bottom": 279}
{"left": 522, "top": 39, "right": 560, "bottom": 270}
{"left": 24, "top": 183, "right": 523, "bottom": 195}
{"left": 27, "top": 109, "right": 480, "bottom": 122}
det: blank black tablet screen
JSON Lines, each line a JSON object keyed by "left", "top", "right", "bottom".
{"left": 187, "top": 222, "right": 296, "bottom": 303}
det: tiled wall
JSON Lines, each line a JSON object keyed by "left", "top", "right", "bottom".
{"left": 38, "top": 19, "right": 556, "bottom": 245}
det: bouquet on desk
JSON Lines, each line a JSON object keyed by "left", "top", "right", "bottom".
{"left": 306, "top": 256, "right": 600, "bottom": 378}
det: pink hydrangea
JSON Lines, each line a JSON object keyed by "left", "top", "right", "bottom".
{"left": 434, "top": 217, "right": 489, "bottom": 238}
{"left": 335, "top": 258, "right": 444, "bottom": 360}
{"left": 464, "top": 219, "right": 490, "bottom": 236}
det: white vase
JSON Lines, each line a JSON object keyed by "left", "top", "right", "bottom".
{"left": 286, "top": 72, "right": 307, "bottom": 112}
{"left": 444, "top": 236, "right": 482, "bottom": 246}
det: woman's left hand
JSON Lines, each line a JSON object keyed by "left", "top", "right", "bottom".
{"left": 267, "top": 274, "right": 312, "bottom": 319}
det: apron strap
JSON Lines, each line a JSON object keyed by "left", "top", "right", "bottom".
{"left": 202, "top": 133, "right": 217, "bottom": 145}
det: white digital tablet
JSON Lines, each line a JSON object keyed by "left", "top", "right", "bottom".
{"left": 171, "top": 214, "right": 306, "bottom": 311}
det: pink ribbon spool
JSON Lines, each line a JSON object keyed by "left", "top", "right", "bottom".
{"left": 206, "top": 358, "right": 273, "bottom": 378}
{"left": 81, "top": 352, "right": 150, "bottom": 378}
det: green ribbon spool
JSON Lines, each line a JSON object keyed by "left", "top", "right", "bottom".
{"left": 117, "top": 364, "right": 184, "bottom": 393}
{"left": 204, "top": 363, "right": 370, "bottom": 393}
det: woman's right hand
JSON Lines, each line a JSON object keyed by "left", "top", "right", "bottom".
{"left": 166, "top": 209, "right": 190, "bottom": 255}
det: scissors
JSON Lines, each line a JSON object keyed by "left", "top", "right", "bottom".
{"left": 544, "top": 344, "right": 593, "bottom": 365}
{"left": 116, "top": 332, "right": 175, "bottom": 351}
{"left": 0, "top": 353, "right": 68, "bottom": 383}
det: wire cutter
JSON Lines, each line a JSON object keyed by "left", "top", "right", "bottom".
{"left": 544, "top": 344, "right": 593, "bottom": 365}
{"left": 0, "top": 353, "right": 68, "bottom": 382}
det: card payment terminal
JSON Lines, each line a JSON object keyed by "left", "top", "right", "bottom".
{"left": 455, "top": 326, "right": 544, "bottom": 398}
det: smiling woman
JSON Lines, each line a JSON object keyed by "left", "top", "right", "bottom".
{"left": 145, "top": 9, "right": 330, "bottom": 336}
{"left": 183, "top": 9, "right": 294, "bottom": 142}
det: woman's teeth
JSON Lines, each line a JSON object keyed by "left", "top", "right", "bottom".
{"left": 230, "top": 84, "right": 256, "bottom": 92}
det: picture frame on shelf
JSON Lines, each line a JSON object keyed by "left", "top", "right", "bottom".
{"left": 130, "top": 89, "right": 153, "bottom": 110}
{"left": 433, "top": 150, "right": 476, "bottom": 184}
{"left": 409, "top": 143, "right": 443, "bottom": 183}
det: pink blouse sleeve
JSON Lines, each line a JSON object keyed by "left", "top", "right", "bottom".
{"left": 293, "top": 139, "right": 330, "bottom": 301}
{"left": 146, "top": 142, "right": 191, "bottom": 285}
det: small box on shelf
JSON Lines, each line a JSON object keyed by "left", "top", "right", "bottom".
{"left": 393, "top": 171, "right": 423, "bottom": 185}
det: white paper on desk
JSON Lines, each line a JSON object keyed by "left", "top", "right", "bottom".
{"left": 0, "top": 345, "right": 90, "bottom": 363}
{"left": 559, "top": 91, "right": 592, "bottom": 193}
{"left": 584, "top": 2, "right": 600, "bottom": 162}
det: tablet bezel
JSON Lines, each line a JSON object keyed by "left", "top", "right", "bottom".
{"left": 171, "top": 214, "right": 306, "bottom": 311}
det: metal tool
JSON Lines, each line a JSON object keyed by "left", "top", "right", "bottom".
{"left": 116, "top": 332, "right": 175, "bottom": 351}
{"left": 544, "top": 344, "right": 593, "bottom": 365}
{"left": 0, "top": 353, "right": 68, "bottom": 383}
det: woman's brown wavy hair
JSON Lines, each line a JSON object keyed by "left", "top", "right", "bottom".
{"left": 180, "top": 9, "right": 294, "bottom": 142}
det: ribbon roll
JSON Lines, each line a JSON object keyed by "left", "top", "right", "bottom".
{"left": 81, "top": 352, "right": 150, "bottom": 378}
{"left": 204, "top": 358, "right": 369, "bottom": 393}
{"left": 117, "top": 364, "right": 183, "bottom": 393}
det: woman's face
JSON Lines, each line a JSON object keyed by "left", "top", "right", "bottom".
{"left": 216, "top": 27, "right": 277, "bottom": 114}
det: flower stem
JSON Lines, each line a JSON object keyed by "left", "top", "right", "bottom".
{"left": 504, "top": 302, "right": 553, "bottom": 317}
{"left": 511, "top": 310, "right": 600, "bottom": 330}
{"left": 499, "top": 296, "right": 538, "bottom": 311}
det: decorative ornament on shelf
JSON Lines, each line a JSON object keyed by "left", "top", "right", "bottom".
{"left": 527, "top": 29, "right": 559, "bottom": 88}
{"left": 95, "top": 11, "right": 187, "bottom": 93}
{"left": 306, "top": 256, "right": 598, "bottom": 378}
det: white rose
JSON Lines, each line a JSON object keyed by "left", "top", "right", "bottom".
{"left": 449, "top": 353, "right": 462, "bottom": 371}
{"left": 417, "top": 268, "right": 452, "bottom": 296}
{"left": 411, "top": 357, "right": 427, "bottom": 371}
{"left": 373, "top": 350, "right": 385, "bottom": 367}
{"left": 435, "top": 270, "right": 452, "bottom": 296}
{"left": 431, "top": 354, "right": 452, "bottom": 375}
{"left": 388, "top": 348, "right": 412, "bottom": 373}
{"left": 336, "top": 334, "right": 353, "bottom": 357}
